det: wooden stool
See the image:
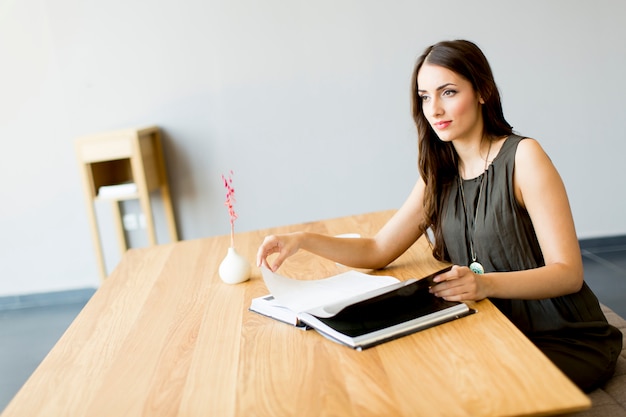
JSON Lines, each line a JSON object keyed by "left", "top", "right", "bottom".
{"left": 75, "top": 126, "right": 178, "bottom": 281}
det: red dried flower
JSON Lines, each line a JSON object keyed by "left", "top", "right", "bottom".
{"left": 222, "top": 171, "right": 237, "bottom": 247}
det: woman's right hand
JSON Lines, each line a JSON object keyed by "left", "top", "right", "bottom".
{"left": 256, "top": 232, "right": 303, "bottom": 272}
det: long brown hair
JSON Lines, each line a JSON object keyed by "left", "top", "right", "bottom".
{"left": 410, "top": 40, "right": 513, "bottom": 261}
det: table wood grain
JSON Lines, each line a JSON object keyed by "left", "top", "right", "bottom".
{"left": 1, "top": 211, "right": 591, "bottom": 417}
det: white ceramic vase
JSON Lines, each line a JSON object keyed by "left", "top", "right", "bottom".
{"left": 218, "top": 247, "right": 251, "bottom": 284}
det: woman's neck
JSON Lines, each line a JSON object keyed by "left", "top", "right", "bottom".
{"left": 455, "top": 135, "right": 492, "bottom": 179}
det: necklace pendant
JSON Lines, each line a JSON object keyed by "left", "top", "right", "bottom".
{"left": 469, "top": 261, "right": 484, "bottom": 275}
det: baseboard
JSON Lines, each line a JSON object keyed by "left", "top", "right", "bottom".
{"left": 0, "top": 288, "right": 97, "bottom": 311}
{"left": 579, "top": 235, "right": 626, "bottom": 250}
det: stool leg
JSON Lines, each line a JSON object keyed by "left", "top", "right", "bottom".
{"left": 133, "top": 176, "right": 156, "bottom": 246}
{"left": 160, "top": 185, "right": 178, "bottom": 242}
{"left": 79, "top": 162, "right": 108, "bottom": 281}
{"left": 86, "top": 202, "right": 107, "bottom": 281}
{"left": 111, "top": 200, "right": 127, "bottom": 256}
{"left": 153, "top": 129, "right": 178, "bottom": 242}
{"left": 85, "top": 185, "right": 107, "bottom": 281}
{"left": 130, "top": 135, "right": 158, "bottom": 246}
{"left": 142, "top": 202, "right": 157, "bottom": 246}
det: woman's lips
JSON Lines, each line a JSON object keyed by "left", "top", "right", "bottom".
{"left": 434, "top": 121, "right": 451, "bottom": 130}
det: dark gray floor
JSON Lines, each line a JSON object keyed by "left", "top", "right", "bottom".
{"left": 580, "top": 236, "right": 626, "bottom": 319}
{"left": 0, "top": 292, "right": 95, "bottom": 413}
{"left": 1, "top": 239, "right": 625, "bottom": 413}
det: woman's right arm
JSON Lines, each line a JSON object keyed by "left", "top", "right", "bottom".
{"left": 256, "top": 178, "right": 427, "bottom": 271}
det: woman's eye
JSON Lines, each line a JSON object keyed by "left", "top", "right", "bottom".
{"left": 443, "top": 89, "right": 457, "bottom": 97}
{"left": 419, "top": 95, "right": 430, "bottom": 102}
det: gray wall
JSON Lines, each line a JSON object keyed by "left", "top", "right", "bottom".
{"left": 1, "top": 0, "right": 625, "bottom": 296}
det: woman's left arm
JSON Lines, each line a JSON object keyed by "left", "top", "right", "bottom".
{"left": 431, "top": 138, "right": 584, "bottom": 301}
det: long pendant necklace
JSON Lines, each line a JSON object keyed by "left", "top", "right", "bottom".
{"left": 458, "top": 140, "right": 492, "bottom": 275}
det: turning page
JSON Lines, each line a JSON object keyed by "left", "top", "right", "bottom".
{"left": 260, "top": 266, "right": 404, "bottom": 318}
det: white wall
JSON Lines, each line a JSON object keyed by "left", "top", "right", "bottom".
{"left": 1, "top": 0, "right": 625, "bottom": 296}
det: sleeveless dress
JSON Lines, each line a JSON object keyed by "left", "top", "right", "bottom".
{"left": 440, "top": 134, "right": 622, "bottom": 392}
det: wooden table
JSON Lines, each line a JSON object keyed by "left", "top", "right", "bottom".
{"left": 2, "top": 211, "right": 591, "bottom": 417}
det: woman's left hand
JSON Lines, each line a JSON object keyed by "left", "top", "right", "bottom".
{"left": 429, "top": 265, "right": 490, "bottom": 302}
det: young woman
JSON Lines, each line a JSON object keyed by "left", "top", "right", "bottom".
{"left": 256, "top": 40, "right": 621, "bottom": 392}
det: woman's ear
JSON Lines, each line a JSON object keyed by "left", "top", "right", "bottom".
{"left": 478, "top": 86, "right": 492, "bottom": 104}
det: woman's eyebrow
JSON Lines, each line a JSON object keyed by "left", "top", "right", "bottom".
{"left": 417, "top": 82, "right": 457, "bottom": 94}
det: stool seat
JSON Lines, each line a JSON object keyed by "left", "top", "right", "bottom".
{"left": 75, "top": 126, "right": 178, "bottom": 281}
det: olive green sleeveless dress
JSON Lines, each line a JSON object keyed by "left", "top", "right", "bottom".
{"left": 440, "top": 134, "right": 622, "bottom": 392}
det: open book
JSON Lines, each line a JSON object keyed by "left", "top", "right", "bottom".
{"left": 250, "top": 266, "right": 475, "bottom": 350}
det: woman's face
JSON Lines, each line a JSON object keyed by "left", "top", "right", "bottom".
{"left": 417, "top": 63, "right": 484, "bottom": 143}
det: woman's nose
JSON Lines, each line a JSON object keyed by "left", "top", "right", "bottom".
{"left": 429, "top": 97, "right": 443, "bottom": 117}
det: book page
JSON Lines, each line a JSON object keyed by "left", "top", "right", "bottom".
{"left": 260, "top": 267, "right": 401, "bottom": 317}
